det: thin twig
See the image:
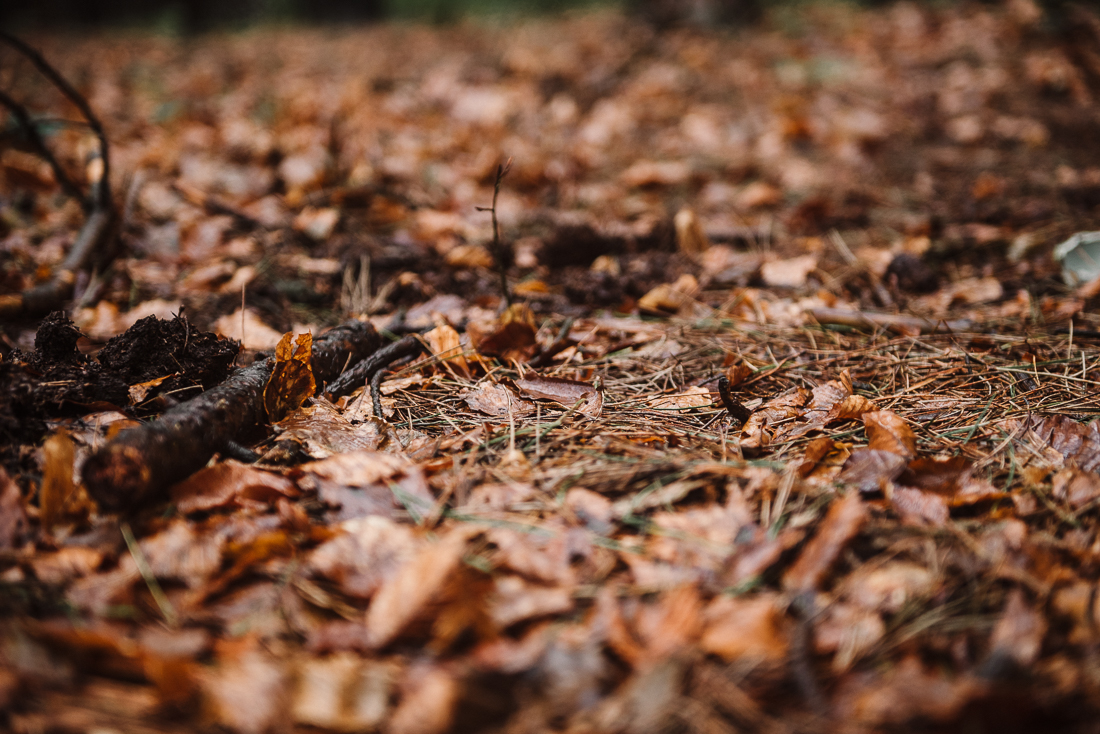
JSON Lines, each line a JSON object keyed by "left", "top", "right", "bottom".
{"left": 476, "top": 157, "right": 513, "bottom": 307}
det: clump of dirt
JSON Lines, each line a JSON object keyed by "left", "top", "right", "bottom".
{"left": 0, "top": 311, "right": 239, "bottom": 453}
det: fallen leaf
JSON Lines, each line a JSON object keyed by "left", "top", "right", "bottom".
{"left": 172, "top": 461, "right": 299, "bottom": 514}
{"left": 782, "top": 492, "right": 866, "bottom": 593}
{"left": 638, "top": 274, "right": 699, "bottom": 314}
{"left": 891, "top": 487, "right": 949, "bottom": 526}
{"left": 464, "top": 382, "right": 534, "bottom": 417}
{"left": 264, "top": 332, "right": 316, "bottom": 423}
{"left": 649, "top": 386, "right": 713, "bottom": 411}
{"left": 760, "top": 254, "right": 817, "bottom": 288}
{"left": 699, "top": 593, "right": 789, "bottom": 663}
{"left": 468, "top": 303, "right": 538, "bottom": 362}
{"left": 290, "top": 654, "right": 396, "bottom": 731}
{"left": 864, "top": 410, "right": 918, "bottom": 458}
{"left": 424, "top": 324, "right": 470, "bottom": 378}
{"left": 674, "top": 208, "right": 710, "bottom": 257}
{"left": 307, "top": 516, "right": 417, "bottom": 598}
{"left": 0, "top": 468, "right": 27, "bottom": 549}
{"left": 366, "top": 528, "right": 471, "bottom": 648}
{"left": 514, "top": 373, "right": 602, "bottom": 418}
{"left": 389, "top": 662, "right": 459, "bottom": 734}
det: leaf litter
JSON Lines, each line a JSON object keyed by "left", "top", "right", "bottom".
{"left": 5, "top": 2, "right": 1100, "bottom": 732}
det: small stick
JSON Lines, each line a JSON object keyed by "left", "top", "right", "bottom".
{"left": 718, "top": 376, "right": 752, "bottom": 425}
{"left": 476, "top": 157, "right": 513, "bottom": 307}
{"left": 325, "top": 334, "right": 425, "bottom": 400}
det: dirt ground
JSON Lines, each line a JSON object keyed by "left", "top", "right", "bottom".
{"left": 4, "top": 1, "right": 1100, "bottom": 732}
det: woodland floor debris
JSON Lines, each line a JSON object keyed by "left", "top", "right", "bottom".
{"left": 5, "top": 2, "right": 1100, "bottom": 732}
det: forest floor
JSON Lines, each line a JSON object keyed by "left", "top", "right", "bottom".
{"left": 4, "top": 2, "right": 1100, "bottom": 732}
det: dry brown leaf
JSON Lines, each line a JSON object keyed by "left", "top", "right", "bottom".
{"left": 724, "top": 362, "right": 754, "bottom": 388}
{"left": 366, "top": 528, "right": 471, "bottom": 648}
{"left": 1052, "top": 467, "right": 1100, "bottom": 509}
{"left": 840, "top": 449, "right": 909, "bottom": 493}
{"left": 842, "top": 562, "right": 938, "bottom": 614}
{"left": 172, "top": 461, "right": 299, "bottom": 514}
{"left": 296, "top": 451, "right": 433, "bottom": 522}
{"left": 740, "top": 388, "right": 812, "bottom": 451}
{"left": 389, "top": 663, "right": 459, "bottom": 734}
{"left": 834, "top": 655, "right": 978, "bottom": 726}
{"left": 514, "top": 373, "right": 602, "bottom": 419}
{"left": 468, "top": 303, "right": 538, "bottom": 362}
{"left": 674, "top": 208, "right": 710, "bottom": 257}
{"left": 201, "top": 644, "right": 288, "bottom": 734}
{"left": 424, "top": 324, "right": 470, "bottom": 377}
{"left": 782, "top": 492, "right": 866, "bottom": 593}
{"left": 489, "top": 576, "right": 573, "bottom": 629}
{"left": 891, "top": 487, "right": 949, "bottom": 526}
{"left": 307, "top": 516, "right": 417, "bottom": 599}
{"left": 813, "top": 602, "right": 884, "bottom": 671}
{"left": 760, "top": 254, "right": 817, "bottom": 288}
{"left": 39, "top": 431, "right": 82, "bottom": 531}
{"left": 290, "top": 654, "right": 396, "bottom": 731}
{"left": 0, "top": 468, "right": 28, "bottom": 549}
{"left": 649, "top": 386, "right": 712, "bottom": 411}
{"left": 638, "top": 273, "right": 699, "bottom": 314}
{"left": 463, "top": 382, "right": 535, "bottom": 417}
{"left": 214, "top": 308, "right": 284, "bottom": 351}
{"left": 620, "top": 159, "right": 691, "bottom": 187}
{"left": 264, "top": 332, "right": 316, "bottom": 423}
{"left": 864, "top": 410, "right": 918, "bottom": 458}
{"left": 700, "top": 594, "right": 789, "bottom": 663}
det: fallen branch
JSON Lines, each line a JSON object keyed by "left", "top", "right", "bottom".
{"left": 324, "top": 334, "right": 425, "bottom": 403}
{"left": 0, "top": 32, "right": 117, "bottom": 319}
{"left": 83, "top": 320, "right": 383, "bottom": 512}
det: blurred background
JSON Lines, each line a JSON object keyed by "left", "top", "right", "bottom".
{"left": 2, "top": 0, "right": 891, "bottom": 33}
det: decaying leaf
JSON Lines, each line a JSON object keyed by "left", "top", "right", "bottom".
{"left": 514, "top": 373, "right": 602, "bottom": 418}
{"left": 468, "top": 303, "right": 538, "bottom": 362}
{"left": 638, "top": 273, "right": 699, "bottom": 315}
{"left": 674, "top": 208, "right": 710, "bottom": 258}
{"left": 863, "top": 410, "right": 917, "bottom": 458}
{"left": 783, "top": 492, "right": 866, "bottom": 593}
{"left": 172, "top": 461, "right": 299, "bottom": 514}
{"left": 424, "top": 323, "right": 470, "bottom": 378}
{"left": 463, "top": 382, "right": 535, "bottom": 417}
{"left": 264, "top": 332, "right": 316, "bottom": 423}
{"left": 649, "top": 386, "right": 712, "bottom": 411}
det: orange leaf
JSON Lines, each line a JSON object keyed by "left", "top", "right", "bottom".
{"left": 263, "top": 331, "right": 316, "bottom": 422}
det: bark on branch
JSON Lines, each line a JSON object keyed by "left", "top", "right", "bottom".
{"left": 83, "top": 320, "right": 383, "bottom": 512}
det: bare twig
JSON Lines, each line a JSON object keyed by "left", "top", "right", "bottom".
{"left": 476, "top": 157, "right": 513, "bottom": 307}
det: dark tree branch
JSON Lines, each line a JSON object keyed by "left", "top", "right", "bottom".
{"left": 0, "top": 32, "right": 118, "bottom": 319}
{"left": 0, "top": 87, "right": 87, "bottom": 207}
{"left": 83, "top": 320, "right": 384, "bottom": 512}
{"left": 0, "top": 31, "right": 111, "bottom": 209}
